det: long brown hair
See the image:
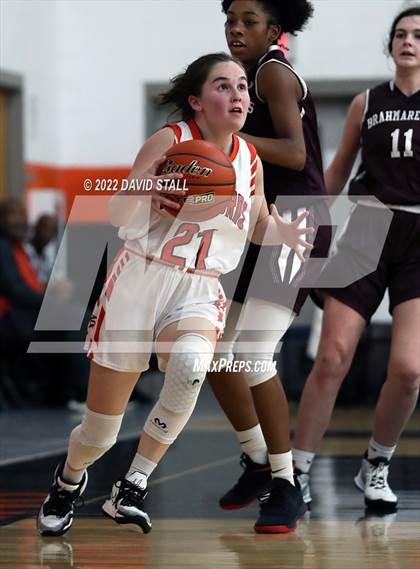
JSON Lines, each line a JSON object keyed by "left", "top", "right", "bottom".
{"left": 158, "top": 52, "right": 245, "bottom": 121}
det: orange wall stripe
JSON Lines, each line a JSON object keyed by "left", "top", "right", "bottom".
{"left": 26, "top": 163, "right": 131, "bottom": 223}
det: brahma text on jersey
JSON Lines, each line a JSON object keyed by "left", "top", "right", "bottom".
{"left": 367, "top": 109, "right": 420, "bottom": 129}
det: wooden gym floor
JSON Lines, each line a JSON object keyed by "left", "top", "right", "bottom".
{"left": 0, "top": 385, "right": 419, "bottom": 569}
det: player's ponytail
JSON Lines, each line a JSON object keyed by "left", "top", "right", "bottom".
{"left": 158, "top": 72, "right": 191, "bottom": 119}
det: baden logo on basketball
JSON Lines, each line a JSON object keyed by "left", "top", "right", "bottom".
{"left": 160, "top": 158, "right": 213, "bottom": 178}
{"left": 157, "top": 140, "right": 236, "bottom": 222}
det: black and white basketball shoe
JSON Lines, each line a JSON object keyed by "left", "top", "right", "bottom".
{"left": 102, "top": 473, "right": 152, "bottom": 534}
{"left": 37, "top": 463, "right": 87, "bottom": 536}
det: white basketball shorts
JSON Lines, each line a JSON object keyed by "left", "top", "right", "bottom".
{"left": 84, "top": 247, "right": 226, "bottom": 372}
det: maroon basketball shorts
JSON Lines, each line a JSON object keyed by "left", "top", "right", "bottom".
{"left": 318, "top": 206, "right": 420, "bottom": 321}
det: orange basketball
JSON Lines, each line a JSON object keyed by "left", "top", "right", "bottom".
{"left": 157, "top": 140, "right": 236, "bottom": 222}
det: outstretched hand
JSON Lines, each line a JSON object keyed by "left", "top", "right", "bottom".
{"left": 270, "top": 205, "right": 314, "bottom": 262}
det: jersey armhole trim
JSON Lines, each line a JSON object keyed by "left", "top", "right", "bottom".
{"left": 165, "top": 124, "right": 182, "bottom": 144}
{"left": 255, "top": 59, "right": 308, "bottom": 103}
{"left": 361, "top": 89, "right": 370, "bottom": 127}
{"left": 248, "top": 143, "right": 257, "bottom": 195}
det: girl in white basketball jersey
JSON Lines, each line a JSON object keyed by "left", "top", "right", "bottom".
{"left": 37, "top": 53, "right": 313, "bottom": 537}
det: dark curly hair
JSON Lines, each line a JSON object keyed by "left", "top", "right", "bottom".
{"left": 387, "top": 5, "right": 420, "bottom": 54}
{"left": 158, "top": 53, "right": 245, "bottom": 121}
{"left": 221, "top": 0, "right": 314, "bottom": 35}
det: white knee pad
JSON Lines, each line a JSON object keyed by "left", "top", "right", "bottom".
{"left": 144, "top": 400, "right": 189, "bottom": 445}
{"left": 78, "top": 408, "right": 123, "bottom": 447}
{"left": 144, "top": 334, "right": 214, "bottom": 444}
{"left": 236, "top": 351, "right": 278, "bottom": 386}
{"left": 234, "top": 301, "right": 296, "bottom": 387}
{"left": 67, "top": 409, "right": 123, "bottom": 470}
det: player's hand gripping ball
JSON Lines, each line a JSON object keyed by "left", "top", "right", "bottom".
{"left": 157, "top": 140, "right": 236, "bottom": 222}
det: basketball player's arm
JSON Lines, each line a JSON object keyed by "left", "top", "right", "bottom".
{"left": 249, "top": 158, "right": 313, "bottom": 260}
{"left": 325, "top": 92, "right": 365, "bottom": 196}
{"left": 108, "top": 127, "right": 184, "bottom": 227}
{"left": 238, "top": 62, "right": 306, "bottom": 170}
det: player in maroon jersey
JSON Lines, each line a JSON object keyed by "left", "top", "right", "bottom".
{"left": 207, "top": 0, "right": 330, "bottom": 533}
{"left": 292, "top": 5, "right": 420, "bottom": 510}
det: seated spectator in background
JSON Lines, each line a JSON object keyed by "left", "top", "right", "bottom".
{"left": 25, "top": 213, "right": 59, "bottom": 284}
{"left": 0, "top": 198, "right": 45, "bottom": 343}
{"left": 25, "top": 212, "right": 74, "bottom": 301}
{"left": 0, "top": 197, "right": 87, "bottom": 407}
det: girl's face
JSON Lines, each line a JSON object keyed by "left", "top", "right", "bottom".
{"left": 224, "top": 0, "right": 280, "bottom": 68}
{"left": 189, "top": 61, "right": 250, "bottom": 133}
{"left": 391, "top": 15, "right": 420, "bottom": 70}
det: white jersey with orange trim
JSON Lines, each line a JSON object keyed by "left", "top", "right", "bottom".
{"left": 118, "top": 119, "right": 257, "bottom": 274}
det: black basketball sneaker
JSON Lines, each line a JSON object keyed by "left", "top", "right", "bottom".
{"left": 219, "top": 453, "right": 272, "bottom": 510}
{"left": 254, "top": 478, "right": 307, "bottom": 533}
{"left": 37, "top": 463, "right": 87, "bottom": 536}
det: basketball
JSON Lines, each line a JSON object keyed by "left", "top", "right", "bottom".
{"left": 157, "top": 140, "right": 236, "bottom": 222}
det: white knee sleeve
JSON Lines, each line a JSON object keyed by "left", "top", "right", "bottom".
{"left": 67, "top": 409, "right": 123, "bottom": 470}
{"left": 236, "top": 351, "right": 278, "bottom": 386}
{"left": 144, "top": 334, "right": 214, "bottom": 444}
{"left": 234, "top": 300, "right": 295, "bottom": 387}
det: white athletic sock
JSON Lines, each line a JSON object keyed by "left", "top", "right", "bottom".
{"left": 367, "top": 438, "right": 396, "bottom": 462}
{"left": 292, "top": 448, "right": 315, "bottom": 474}
{"left": 269, "top": 450, "right": 294, "bottom": 485}
{"left": 125, "top": 453, "right": 158, "bottom": 489}
{"left": 236, "top": 424, "right": 268, "bottom": 465}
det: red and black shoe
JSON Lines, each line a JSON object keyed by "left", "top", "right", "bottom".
{"left": 254, "top": 478, "right": 307, "bottom": 534}
{"left": 219, "top": 453, "right": 272, "bottom": 510}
